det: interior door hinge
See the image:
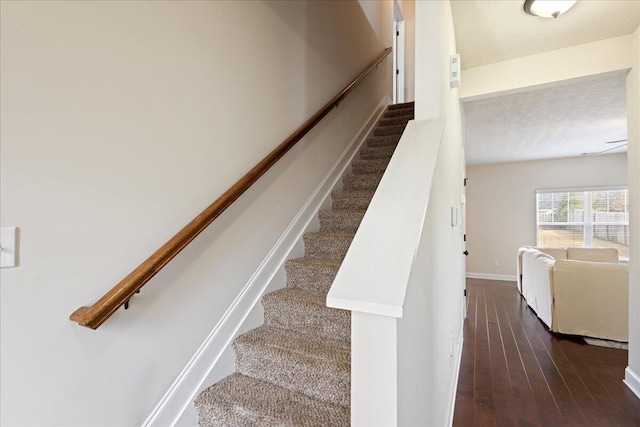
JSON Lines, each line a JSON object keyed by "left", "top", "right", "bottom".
{"left": 464, "top": 234, "right": 466, "bottom": 242}
{"left": 464, "top": 178, "right": 468, "bottom": 186}
{"left": 397, "top": 30, "right": 400, "bottom": 36}
{"left": 464, "top": 289, "right": 467, "bottom": 297}
{"left": 396, "top": 69, "right": 400, "bottom": 75}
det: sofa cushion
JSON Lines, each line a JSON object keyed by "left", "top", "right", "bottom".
{"left": 552, "top": 259, "right": 628, "bottom": 341}
{"left": 567, "top": 247, "right": 618, "bottom": 263}
{"left": 537, "top": 247, "right": 567, "bottom": 260}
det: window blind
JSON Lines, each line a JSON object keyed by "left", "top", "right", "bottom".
{"left": 536, "top": 187, "right": 629, "bottom": 259}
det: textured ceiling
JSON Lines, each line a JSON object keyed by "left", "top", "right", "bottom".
{"left": 451, "top": 0, "right": 640, "bottom": 70}
{"left": 452, "top": 0, "right": 636, "bottom": 165}
{"left": 463, "top": 73, "right": 628, "bottom": 165}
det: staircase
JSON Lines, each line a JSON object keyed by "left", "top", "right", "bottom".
{"left": 194, "top": 102, "right": 414, "bottom": 427}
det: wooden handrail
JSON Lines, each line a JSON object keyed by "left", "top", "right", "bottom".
{"left": 70, "top": 47, "right": 392, "bottom": 329}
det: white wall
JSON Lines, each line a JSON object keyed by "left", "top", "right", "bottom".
{"left": 460, "top": 35, "right": 634, "bottom": 101}
{"left": 0, "top": 1, "right": 392, "bottom": 425}
{"left": 466, "top": 153, "right": 628, "bottom": 279}
{"left": 626, "top": 24, "right": 640, "bottom": 388}
{"left": 409, "top": 1, "right": 465, "bottom": 424}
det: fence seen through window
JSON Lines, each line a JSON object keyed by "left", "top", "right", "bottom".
{"left": 536, "top": 188, "right": 629, "bottom": 259}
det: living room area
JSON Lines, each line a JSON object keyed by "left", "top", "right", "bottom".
{"left": 463, "top": 71, "right": 632, "bottom": 346}
{"left": 453, "top": 1, "right": 639, "bottom": 423}
{"left": 459, "top": 84, "right": 637, "bottom": 425}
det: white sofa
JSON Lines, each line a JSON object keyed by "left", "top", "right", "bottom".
{"left": 517, "top": 246, "right": 628, "bottom": 342}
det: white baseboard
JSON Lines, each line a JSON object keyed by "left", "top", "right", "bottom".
{"left": 466, "top": 272, "right": 517, "bottom": 282}
{"left": 141, "top": 97, "right": 390, "bottom": 427}
{"left": 624, "top": 367, "right": 640, "bottom": 400}
{"left": 447, "top": 329, "right": 464, "bottom": 427}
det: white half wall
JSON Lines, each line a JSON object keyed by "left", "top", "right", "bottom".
{"left": 460, "top": 35, "right": 634, "bottom": 101}
{"left": 414, "top": 1, "right": 465, "bottom": 424}
{"left": 466, "top": 154, "right": 628, "bottom": 278}
{"left": 626, "top": 23, "right": 640, "bottom": 390}
{"left": 0, "top": 1, "right": 392, "bottom": 425}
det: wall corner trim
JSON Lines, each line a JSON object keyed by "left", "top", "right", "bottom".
{"left": 624, "top": 366, "right": 640, "bottom": 400}
{"left": 141, "top": 96, "right": 391, "bottom": 427}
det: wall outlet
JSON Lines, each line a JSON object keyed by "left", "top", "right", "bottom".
{"left": 494, "top": 260, "right": 500, "bottom": 267}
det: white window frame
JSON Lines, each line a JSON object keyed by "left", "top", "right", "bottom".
{"left": 536, "top": 186, "right": 629, "bottom": 260}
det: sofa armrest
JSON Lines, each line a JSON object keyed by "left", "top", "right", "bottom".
{"left": 533, "top": 255, "right": 554, "bottom": 329}
{"left": 552, "top": 259, "right": 628, "bottom": 341}
{"left": 521, "top": 248, "right": 543, "bottom": 306}
{"left": 517, "top": 246, "right": 532, "bottom": 294}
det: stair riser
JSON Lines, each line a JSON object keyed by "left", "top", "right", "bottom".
{"left": 319, "top": 212, "right": 365, "bottom": 234}
{"left": 383, "top": 109, "right": 414, "bottom": 118}
{"left": 234, "top": 345, "right": 350, "bottom": 407}
{"left": 360, "top": 146, "right": 396, "bottom": 160}
{"left": 378, "top": 116, "right": 412, "bottom": 126}
{"left": 332, "top": 195, "right": 373, "bottom": 210}
{"left": 352, "top": 159, "right": 389, "bottom": 174}
{"left": 194, "top": 374, "right": 349, "bottom": 427}
{"left": 387, "top": 101, "right": 414, "bottom": 110}
{"left": 304, "top": 234, "right": 353, "bottom": 260}
{"left": 285, "top": 260, "right": 340, "bottom": 293}
{"left": 342, "top": 174, "right": 382, "bottom": 191}
{"left": 373, "top": 124, "right": 406, "bottom": 136}
{"left": 366, "top": 135, "right": 401, "bottom": 147}
{"left": 262, "top": 299, "right": 350, "bottom": 344}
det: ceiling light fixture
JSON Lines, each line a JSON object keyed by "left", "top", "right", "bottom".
{"left": 524, "top": 0, "right": 577, "bottom": 19}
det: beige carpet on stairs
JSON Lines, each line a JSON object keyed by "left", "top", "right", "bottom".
{"left": 194, "top": 101, "right": 414, "bottom": 427}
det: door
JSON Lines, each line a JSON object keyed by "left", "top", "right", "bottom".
{"left": 393, "top": 20, "right": 405, "bottom": 104}
{"left": 462, "top": 150, "right": 468, "bottom": 318}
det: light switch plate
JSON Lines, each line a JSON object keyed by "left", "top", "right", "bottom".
{"left": 0, "top": 227, "right": 18, "bottom": 268}
{"left": 450, "top": 53, "right": 461, "bottom": 89}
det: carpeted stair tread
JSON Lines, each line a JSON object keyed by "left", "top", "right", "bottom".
{"left": 319, "top": 209, "right": 366, "bottom": 233}
{"left": 387, "top": 101, "right": 414, "bottom": 110}
{"left": 373, "top": 123, "right": 407, "bottom": 136}
{"left": 351, "top": 158, "right": 390, "bottom": 174}
{"left": 285, "top": 258, "right": 342, "bottom": 293}
{"left": 360, "top": 145, "right": 396, "bottom": 160}
{"left": 342, "top": 172, "right": 384, "bottom": 191}
{"left": 195, "top": 373, "right": 349, "bottom": 427}
{"left": 262, "top": 288, "right": 350, "bottom": 343}
{"left": 378, "top": 115, "right": 413, "bottom": 127}
{"left": 233, "top": 326, "right": 350, "bottom": 407}
{"left": 195, "top": 103, "right": 413, "bottom": 425}
{"left": 331, "top": 189, "right": 376, "bottom": 210}
{"left": 383, "top": 108, "right": 414, "bottom": 118}
{"left": 366, "top": 134, "right": 401, "bottom": 147}
{"left": 303, "top": 232, "right": 355, "bottom": 260}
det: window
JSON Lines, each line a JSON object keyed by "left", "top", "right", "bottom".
{"left": 536, "top": 188, "right": 629, "bottom": 259}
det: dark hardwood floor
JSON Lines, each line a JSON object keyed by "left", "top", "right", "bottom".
{"left": 453, "top": 278, "right": 640, "bottom": 427}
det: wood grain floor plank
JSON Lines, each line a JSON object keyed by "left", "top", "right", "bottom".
{"left": 534, "top": 332, "right": 610, "bottom": 426}
{"left": 453, "top": 279, "right": 640, "bottom": 427}
{"left": 492, "top": 287, "right": 544, "bottom": 427}
{"left": 486, "top": 287, "right": 519, "bottom": 427}
{"left": 473, "top": 286, "right": 497, "bottom": 426}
